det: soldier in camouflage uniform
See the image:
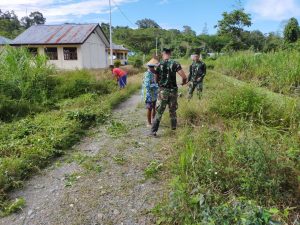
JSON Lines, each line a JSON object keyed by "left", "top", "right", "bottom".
{"left": 151, "top": 48, "right": 187, "bottom": 136}
{"left": 188, "top": 53, "right": 206, "bottom": 99}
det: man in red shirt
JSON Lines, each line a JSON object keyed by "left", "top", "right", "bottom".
{"left": 110, "top": 65, "right": 127, "bottom": 88}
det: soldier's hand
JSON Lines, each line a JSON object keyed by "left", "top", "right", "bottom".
{"left": 181, "top": 78, "right": 187, "bottom": 86}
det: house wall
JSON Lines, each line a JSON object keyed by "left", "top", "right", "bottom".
{"left": 33, "top": 45, "right": 83, "bottom": 70}
{"left": 81, "top": 32, "right": 107, "bottom": 69}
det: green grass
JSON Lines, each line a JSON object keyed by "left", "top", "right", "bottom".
{"left": 156, "top": 71, "right": 300, "bottom": 224}
{"left": 213, "top": 50, "right": 300, "bottom": 96}
{"left": 144, "top": 160, "right": 163, "bottom": 179}
{"left": 107, "top": 120, "right": 128, "bottom": 137}
{"left": 0, "top": 62, "right": 140, "bottom": 215}
{"left": 0, "top": 198, "right": 25, "bottom": 217}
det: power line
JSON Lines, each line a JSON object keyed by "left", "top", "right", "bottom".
{"left": 111, "top": 0, "right": 135, "bottom": 27}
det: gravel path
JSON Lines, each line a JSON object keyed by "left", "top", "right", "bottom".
{"left": 0, "top": 93, "right": 173, "bottom": 225}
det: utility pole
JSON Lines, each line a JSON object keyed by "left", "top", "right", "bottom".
{"left": 155, "top": 37, "right": 158, "bottom": 56}
{"left": 109, "top": 0, "right": 113, "bottom": 65}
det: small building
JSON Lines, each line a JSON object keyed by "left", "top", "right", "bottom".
{"left": 11, "top": 24, "right": 110, "bottom": 70}
{"left": 107, "top": 43, "right": 129, "bottom": 65}
{"left": 0, "top": 36, "right": 12, "bottom": 51}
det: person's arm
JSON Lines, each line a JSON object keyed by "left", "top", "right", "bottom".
{"left": 174, "top": 62, "right": 187, "bottom": 85}
{"left": 155, "top": 66, "right": 161, "bottom": 83}
{"left": 111, "top": 69, "right": 118, "bottom": 81}
{"left": 197, "top": 63, "right": 206, "bottom": 82}
{"left": 177, "top": 69, "right": 187, "bottom": 85}
{"left": 203, "top": 63, "right": 206, "bottom": 77}
{"left": 188, "top": 65, "right": 192, "bottom": 82}
{"left": 143, "top": 72, "right": 151, "bottom": 91}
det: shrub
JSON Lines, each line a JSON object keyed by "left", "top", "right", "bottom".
{"left": 0, "top": 46, "right": 54, "bottom": 103}
{"left": 133, "top": 58, "right": 143, "bottom": 68}
{"left": 114, "top": 60, "right": 121, "bottom": 68}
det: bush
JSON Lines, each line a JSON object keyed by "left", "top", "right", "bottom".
{"left": 133, "top": 58, "right": 143, "bottom": 68}
{"left": 114, "top": 60, "right": 121, "bottom": 68}
{"left": 0, "top": 49, "right": 117, "bottom": 121}
{"left": 0, "top": 46, "right": 54, "bottom": 103}
{"left": 53, "top": 70, "right": 116, "bottom": 99}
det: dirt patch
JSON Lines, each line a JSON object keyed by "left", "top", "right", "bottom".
{"left": 0, "top": 93, "right": 172, "bottom": 225}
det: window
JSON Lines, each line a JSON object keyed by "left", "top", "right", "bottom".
{"left": 117, "top": 53, "right": 123, "bottom": 59}
{"left": 44, "top": 47, "right": 58, "bottom": 60}
{"left": 63, "top": 47, "right": 78, "bottom": 60}
{"left": 28, "top": 47, "right": 38, "bottom": 56}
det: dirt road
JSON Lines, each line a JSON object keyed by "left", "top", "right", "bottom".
{"left": 0, "top": 93, "right": 173, "bottom": 225}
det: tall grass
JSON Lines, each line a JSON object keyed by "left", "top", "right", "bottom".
{"left": 210, "top": 84, "right": 300, "bottom": 131}
{"left": 0, "top": 47, "right": 54, "bottom": 103}
{"left": 0, "top": 81, "right": 140, "bottom": 215}
{"left": 0, "top": 46, "right": 142, "bottom": 215}
{"left": 157, "top": 72, "right": 300, "bottom": 224}
{"left": 214, "top": 51, "right": 300, "bottom": 96}
{"left": 0, "top": 47, "right": 121, "bottom": 121}
{"left": 0, "top": 47, "right": 54, "bottom": 121}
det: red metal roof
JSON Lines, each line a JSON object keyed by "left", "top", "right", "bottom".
{"left": 12, "top": 24, "right": 103, "bottom": 45}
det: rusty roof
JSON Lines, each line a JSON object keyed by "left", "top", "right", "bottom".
{"left": 12, "top": 24, "right": 108, "bottom": 45}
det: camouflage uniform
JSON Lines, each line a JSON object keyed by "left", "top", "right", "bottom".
{"left": 151, "top": 59, "right": 182, "bottom": 133}
{"left": 188, "top": 60, "right": 206, "bottom": 99}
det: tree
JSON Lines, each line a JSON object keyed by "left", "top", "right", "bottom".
{"left": 100, "top": 22, "right": 110, "bottom": 38}
{"left": 136, "top": 18, "right": 160, "bottom": 29}
{"left": 182, "top": 25, "right": 196, "bottom": 36}
{"left": 0, "top": 10, "right": 23, "bottom": 38}
{"left": 21, "top": 11, "right": 46, "bottom": 29}
{"left": 242, "top": 30, "right": 266, "bottom": 51}
{"left": 283, "top": 17, "right": 300, "bottom": 43}
{"left": 264, "top": 32, "right": 283, "bottom": 52}
{"left": 215, "top": 8, "right": 252, "bottom": 50}
{"left": 30, "top": 11, "right": 46, "bottom": 25}
{"left": 201, "top": 22, "right": 208, "bottom": 35}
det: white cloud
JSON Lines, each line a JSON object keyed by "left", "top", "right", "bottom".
{"left": 0, "top": 0, "right": 136, "bottom": 24}
{"left": 159, "top": 0, "right": 169, "bottom": 4}
{"left": 246, "top": 0, "right": 300, "bottom": 21}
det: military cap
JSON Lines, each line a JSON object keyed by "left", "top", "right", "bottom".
{"left": 162, "top": 48, "right": 172, "bottom": 54}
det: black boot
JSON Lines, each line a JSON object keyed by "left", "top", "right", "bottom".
{"left": 151, "top": 119, "right": 160, "bottom": 136}
{"left": 171, "top": 119, "right": 177, "bottom": 130}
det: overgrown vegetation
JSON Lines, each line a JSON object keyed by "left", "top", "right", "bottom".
{"left": 0, "top": 47, "right": 140, "bottom": 215}
{"left": 214, "top": 50, "right": 300, "bottom": 96}
{"left": 156, "top": 72, "right": 300, "bottom": 224}
{"left": 0, "top": 47, "right": 119, "bottom": 121}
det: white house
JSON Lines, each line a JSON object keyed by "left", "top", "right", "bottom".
{"left": 106, "top": 43, "right": 129, "bottom": 65}
{"left": 12, "top": 24, "right": 110, "bottom": 70}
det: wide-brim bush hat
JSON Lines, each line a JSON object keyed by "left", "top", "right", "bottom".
{"left": 147, "top": 58, "right": 159, "bottom": 67}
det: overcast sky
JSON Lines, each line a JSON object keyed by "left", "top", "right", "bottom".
{"left": 1, "top": 0, "right": 300, "bottom": 34}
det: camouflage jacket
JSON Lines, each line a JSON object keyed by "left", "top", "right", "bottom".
{"left": 188, "top": 61, "right": 206, "bottom": 82}
{"left": 156, "top": 59, "right": 182, "bottom": 90}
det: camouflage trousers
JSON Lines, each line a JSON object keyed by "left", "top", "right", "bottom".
{"left": 151, "top": 88, "right": 178, "bottom": 132}
{"left": 188, "top": 81, "right": 203, "bottom": 99}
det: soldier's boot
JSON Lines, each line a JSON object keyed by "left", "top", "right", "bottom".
{"left": 171, "top": 119, "right": 177, "bottom": 130}
{"left": 151, "top": 119, "right": 160, "bottom": 136}
{"left": 197, "top": 92, "right": 202, "bottom": 99}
